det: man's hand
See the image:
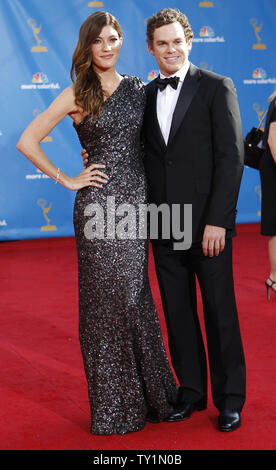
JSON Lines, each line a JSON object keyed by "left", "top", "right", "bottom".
{"left": 81, "top": 148, "right": 89, "bottom": 168}
{"left": 202, "top": 225, "right": 226, "bottom": 257}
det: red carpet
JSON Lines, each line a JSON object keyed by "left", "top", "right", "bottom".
{"left": 1, "top": 223, "right": 276, "bottom": 450}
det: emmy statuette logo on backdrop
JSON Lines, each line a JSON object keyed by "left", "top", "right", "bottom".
{"left": 253, "top": 102, "right": 266, "bottom": 130}
{"left": 200, "top": 62, "right": 213, "bottom": 71}
{"left": 199, "top": 1, "right": 214, "bottom": 7}
{"left": 28, "top": 18, "right": 48, "bottom": 52}
{"left": 37, "top": 199, "right": 57, "bottom": 232}
{"left": 250, "top": 18, "right": 267, "bottom": 50}
{"left": 88, "top": 1, "right": 104, "bottom": 6}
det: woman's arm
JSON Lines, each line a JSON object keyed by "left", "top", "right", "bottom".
{"left": 16, "top": 86, "right": 108, "bottom": 190}
{"left": 268, "top": 122, "right": 276, "bottom": 163}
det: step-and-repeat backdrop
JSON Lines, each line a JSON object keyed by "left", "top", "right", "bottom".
{"left": 0, "top": 0, "right": 275, "bottom": 240}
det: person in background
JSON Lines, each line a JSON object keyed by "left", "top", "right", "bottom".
{"left": 260, "top": 91, "right": 276, "bottom": 300}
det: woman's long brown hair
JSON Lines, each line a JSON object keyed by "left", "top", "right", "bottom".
{"left": 70, "top": 12, "right": 122, "bottom": 117}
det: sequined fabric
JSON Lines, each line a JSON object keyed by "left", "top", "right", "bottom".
{"left": 73, "top": 76, "right": 177, "bottom": 435}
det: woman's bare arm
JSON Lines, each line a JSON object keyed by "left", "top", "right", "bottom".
{"left": 16, "top": 86, "right": 108, "bottom": 190}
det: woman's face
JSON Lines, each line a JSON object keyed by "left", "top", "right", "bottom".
{"left": 91, "top": 25, "right": 122, "bottom": 71}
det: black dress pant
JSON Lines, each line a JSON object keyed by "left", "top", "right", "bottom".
{"left": 152, "top": 238, "right": 246, "bottom": 412}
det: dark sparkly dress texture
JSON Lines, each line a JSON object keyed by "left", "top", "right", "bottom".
{"left": 73, "top": 76, "right": 177, "bottom": 435}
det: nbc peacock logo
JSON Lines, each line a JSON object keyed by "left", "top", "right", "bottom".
{"left": 20, "top": 72, "right": 60, "bottom": 90}
{"left": 200, "top": 26, "right": 215, "bottom": 37}
{"left": 252, "top": 68, "right": 267, "bottom": 79}
{"left": 147, "top": 70, "right": 159, "bottom": 81}
{"left": 193, "top": 26, "right": 225, "bottom": 43}
{"left": 32, "top": 72, "right": 49, "bottom": 84}
{"left": 243, "top": 67, "right": 275, "bottom": 85}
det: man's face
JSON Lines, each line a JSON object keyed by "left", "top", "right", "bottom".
{"left": 148, "top": 21, "right": 192, "bottom": 77}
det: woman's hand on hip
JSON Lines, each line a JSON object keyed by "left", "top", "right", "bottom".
{"left": 67, "top": 163, "right": 108, "bottom": 190}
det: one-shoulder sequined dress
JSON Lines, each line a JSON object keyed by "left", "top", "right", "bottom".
{"left": 72, "top": 76, "right": 177, "bottom": 435}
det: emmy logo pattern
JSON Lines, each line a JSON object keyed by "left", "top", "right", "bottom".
{"left": 88, "top": 1, "right": 104, "bottom": 7}
{"left": 37, "top": 199, "right": 57, "bottom": 232}
{"left": 28, "top": 18, "right": 48, "bottom": 52}
{"left": 199, "top": 1, "right": 214, "bottom": 6}
{"left": 250, "top": 18, "right": 267, "bottom": 50}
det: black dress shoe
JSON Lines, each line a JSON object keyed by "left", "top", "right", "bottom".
{"left": 165, "top": 398, "right": 207, "bottom": 422}
{"left": 218, "top": 410, "right": 241, "bottom": 432}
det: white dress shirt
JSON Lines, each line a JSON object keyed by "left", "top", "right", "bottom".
{"left": 156, "top": 61, "right": 190, "bottom": 145}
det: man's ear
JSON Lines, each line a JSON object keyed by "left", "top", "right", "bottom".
{"left": 187, "top": 38, "right": 192, "bottom": 54}
{"left": 147, "top": 42, "right": 154, "bottom": 56}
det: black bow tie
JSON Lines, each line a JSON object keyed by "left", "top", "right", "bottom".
{"left": 155, "top": 76, "right": 180, "bottom": 91}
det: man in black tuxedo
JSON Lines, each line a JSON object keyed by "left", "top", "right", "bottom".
{"left": 143, "top": 8, "right": 246, "bottom": 431}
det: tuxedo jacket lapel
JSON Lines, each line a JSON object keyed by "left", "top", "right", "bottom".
{"left": 167, "top": 63, "right": 201, "bottom": 146}
{"left": 146, "top": 81, "right": 167, "bottom": 152}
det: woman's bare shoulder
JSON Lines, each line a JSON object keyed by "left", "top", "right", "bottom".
{"left": 45, "top": 85, "right": 80, "bottom": 118}
{"left": 57, "top": 85, "right": 77, "bottom": 107}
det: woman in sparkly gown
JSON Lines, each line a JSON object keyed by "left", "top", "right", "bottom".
{"left": 16, "top": 12, "right": 177, "bottom": 435}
